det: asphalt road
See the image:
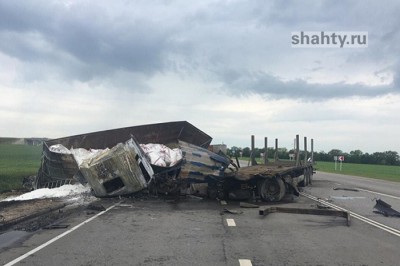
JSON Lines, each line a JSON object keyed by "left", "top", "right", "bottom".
{"left": 1, "top": 171, "right": 400, "bottom": 266}
{"left": 303, "top": 171, "right": 400, "bottom": 232}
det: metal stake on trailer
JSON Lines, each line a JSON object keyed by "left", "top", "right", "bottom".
{"left": 264, "top": 137, "right": 268, "bottom": 165}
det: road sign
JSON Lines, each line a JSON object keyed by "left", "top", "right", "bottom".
{"left": 338, "top": 156, "right": 345, "bottom": 162}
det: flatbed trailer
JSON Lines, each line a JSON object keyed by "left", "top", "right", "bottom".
{"left": 216, "top": 162, "right": 313, "bottom": 202}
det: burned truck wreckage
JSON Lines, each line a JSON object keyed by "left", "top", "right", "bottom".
{"left": 34, "top": 121, "right": 314, "bottom": 202}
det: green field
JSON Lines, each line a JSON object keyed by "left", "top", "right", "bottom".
{"left": 314, "top": 161, "right": 400, "bottom": 182}
{"left": 240, "top": 156, "right": 400, "bottom": 182}
{"left": 0, "top": 144, "right": 42, "bottom": 192}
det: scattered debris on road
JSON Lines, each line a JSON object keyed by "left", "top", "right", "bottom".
{"left": 333, "top": 187, "right": 359, "bottom": 192}
{"left": 259, "top": 206, "right": 351, "bottom": 226}
{"left": 86, "top": 203, "right": 106, "bottom": 212}
{"left": 317, "top": 197, "right": 333, "bottom": 202}
{"left": 0, "top": 199, "right": 67, "bottom": 231}
{"left": 373, "top": 199, "right": 400, "bottom": 217}
{"left": 330, "top": 196, "right": 365, "bottom": 200}
{"left": 239, "top": 202, "right": 259, "bottom": 208}
{"left": 0, "top": 184, "right": 97, "bottom": 232}
{"left": 43, "top": 224, "right": 70, "bottom": 230}
{"left": 219, "top": 200, "right": 227, "bottom": 205}
{"left": 316, "top": 204, "right": 332, "bottom": 209}
{"left": 221, "top": 208, "right": 243, "bottom": 215}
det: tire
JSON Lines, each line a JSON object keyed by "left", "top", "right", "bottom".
{"left": 304, "top": 169, "right": 309, "bottom": 187}
{"left": 257, "top": 177, "right": 286, "bottom": 202}
{"left": 299, "top": 179, "right": 306, "bottom": 187}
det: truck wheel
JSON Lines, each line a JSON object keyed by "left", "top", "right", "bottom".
{"left": 304, "top": 169, "right": 309, "bottom": 187}
{"left": 299, "top": 171, "right": 308, "bottom": 188}
{"left": 308, "top": 168, "right": 312, "bottom": 185}
{"left": 257, "top": 177, "right": 286, "bottom": 202}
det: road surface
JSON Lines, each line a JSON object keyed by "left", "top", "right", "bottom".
{"left": 1, "top": 171, "right": 400, "bottom": 266}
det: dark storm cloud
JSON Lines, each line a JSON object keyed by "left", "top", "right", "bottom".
{"left": 217, "top": 69, "right": 396, "bottom": 99}
{"left": 0, "top": 1, "right": 174, "bottom": 82}
{"left": 0, "top": 0, "right": 399, "bottom": 99}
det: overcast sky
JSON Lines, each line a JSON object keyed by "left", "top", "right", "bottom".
{"left": 1, "top": 0, "right": 399, "bottom": 153}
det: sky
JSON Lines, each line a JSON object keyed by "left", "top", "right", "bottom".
{"left": 1, "top": 0, "right": 399, "bottom": 153}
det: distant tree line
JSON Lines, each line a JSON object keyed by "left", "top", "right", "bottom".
{"left": 313, "top": 149, "right": 400, "bottom": 166}
{"left": 227, "top": 147, "right": 400, "bottom": 166}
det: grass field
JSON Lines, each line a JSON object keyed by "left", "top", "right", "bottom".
{"left": 0, "top": 144, "right": 42, "bottom": 192}
{"left": 314, "top": 161, "right": 400, "bottom": 182}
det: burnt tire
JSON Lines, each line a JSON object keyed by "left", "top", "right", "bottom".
{"left": 300, "top": 169, "right": 309, "bottom": 187}
{"left": 305, "top": 170, "right": 310, "bottom": 186}
{"left": 257, "top": 177, "right": 286, "bottom": 202}
{"left": 308, "top": 168, "right": 313, "bottom": 185}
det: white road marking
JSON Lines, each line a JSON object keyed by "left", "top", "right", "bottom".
{"left": 226, "top": 218, "right": 236, "bottom": 227}
{"left": 301, "top": 192, "right": 400, "bottom": 237}
{"left": 354, "top": 188, "right": 400, "bottom": 200}
{"left": 4, "top": 202, "right": 120, "bottom": 266}
{"left": 239, "top": 259, "right": 253, "bottom": 266}
{"left": 330, "top": 196, "right": 366, "bottom": 200}
{"left": 220, "top": 200, "right": 227, "bottom": 205}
